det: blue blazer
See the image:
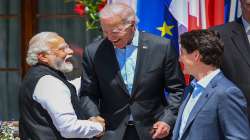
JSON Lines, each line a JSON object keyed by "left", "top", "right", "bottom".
{"left": 172, "top": 72, "right": 250, "bottom": 140}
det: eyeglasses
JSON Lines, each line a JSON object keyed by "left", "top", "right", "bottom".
{"left": 46, "top": 43, "right": 71, "bottom": 55}
{"left": 57, "top": 43, "right": 71, "bottom": 51}
{"left": 103, "top": 24, "right": 132, "bottom": 35}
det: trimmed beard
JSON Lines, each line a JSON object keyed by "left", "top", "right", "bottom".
{"left": 51, "top": 56, "right": 73, "bottom": 73}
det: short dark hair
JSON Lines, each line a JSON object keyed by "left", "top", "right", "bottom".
{"left": 180, "top": 29, "right": 224, "bottom": 68}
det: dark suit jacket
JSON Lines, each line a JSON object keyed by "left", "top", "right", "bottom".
{"left": 80, "top": 31, "right": 185, "bottom": 140}
{"left": 212, "top": 18, "right": 250, "bottom": 121}
{"left": 172, "top": 72, "right": 250, "bottom": 140}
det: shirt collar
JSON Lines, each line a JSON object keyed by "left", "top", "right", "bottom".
{"left": 197, "top": 69, "right": 221, "bottom": 88}
{"left": 242, "top": 17, "right": 250, "bottom": 34}
{"left": 131, "top": 29, "right": 139, "bottom": 47}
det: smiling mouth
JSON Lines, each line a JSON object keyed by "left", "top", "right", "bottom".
{"left": 64, "top": 55, "right": 72, "bottom": 63}
{"left": 113, "top": 39, "right": 121, "bottom": 44}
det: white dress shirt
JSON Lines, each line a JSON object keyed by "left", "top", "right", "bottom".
{"left": 33, "top": 75, "right": 103, "bottom": 138}
{"left": 69, "top": 77, "right": 81, "bottom": 96}
{"left": 178, "top": 69, "right": 221, "bottom": 140}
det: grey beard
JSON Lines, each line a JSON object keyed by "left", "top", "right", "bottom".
{"left": 51, "top": 57, "right": 73, "bottom": 73}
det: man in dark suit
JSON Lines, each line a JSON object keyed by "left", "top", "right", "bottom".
{"left": 80, "top": 3, "right": 185, "bottom": 140}
{"left": 211, "top": 0, "right": 250, "bottom": 121}
{"left": 172, "top": 30, "right": 250, "bottom": 140}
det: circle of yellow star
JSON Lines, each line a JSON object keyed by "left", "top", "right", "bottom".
{"left": 157, "top": 22, "right": 174, "bottom": 37}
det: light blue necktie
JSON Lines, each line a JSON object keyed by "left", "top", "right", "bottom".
{"left": 178, "top": 80, "right": 204, "bottom": 140}
{"left": 190, "top": 80, "right": 204, "bottom": 98}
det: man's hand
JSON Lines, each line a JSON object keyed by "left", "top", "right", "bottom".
{"left": 150, "top": 121, "right": 170, "bottom": 139}
{"left": 89, "top": 116, "right": 105, "bottom": 137}
{"left": 89, "top": 116, "right": 105, "bottom": 124}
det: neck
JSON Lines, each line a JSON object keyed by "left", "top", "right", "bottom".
{"left": 193, "top": 65, "right": 217, "bottom": 81}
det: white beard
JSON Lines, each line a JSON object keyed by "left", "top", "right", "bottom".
{"left": 51, "top": 56, "right": 73, "bottom": 73}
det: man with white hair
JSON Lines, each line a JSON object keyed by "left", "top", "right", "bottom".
{"left": 80, "top": 3, "right": 185, "bottom": 140}
{"left": 19, "top": 32, "right": 105, "bottom": 139}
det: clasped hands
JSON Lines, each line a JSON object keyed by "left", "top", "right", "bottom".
{"left": 88, "top": 117, "right": 170, "bottom": 139}
{"left": 89, "top": 116, "right": 105, "bottom": 137}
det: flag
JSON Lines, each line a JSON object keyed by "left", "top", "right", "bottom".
{"left": 170, "top": 0, "right": 224, "bottom": 32}
{"left": 225, "top": 0, "right": 242, "bottom": 22}
{"left": 137, "top": 0, "right": 179, "bottom": 53}
{"left": 169, "top": 0, "right": 225, "bottom": 85}
{"left": 137, "top": 0, "right": 193, "bottom": 85}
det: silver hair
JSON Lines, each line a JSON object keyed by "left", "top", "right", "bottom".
{"left": 26, "top": 32, "right": 59, "bottom": 65}
{"left": 99, "top": 3, "right": 139, "bottom": 25}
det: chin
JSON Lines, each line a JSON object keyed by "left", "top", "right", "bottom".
{"left": 114, "top": 42, "right": 126, "bottom": 48}
{"left": 61, "top": 63, "right": 73, "bottom": 73}
{"left": 183, "top": 70, "right": 191, "bottom": 75}
{"left": 54, "top": 62, "right": 73, "bottom": 73}
{"left": 115, "top": 45, "right": 124, "bottom": 49}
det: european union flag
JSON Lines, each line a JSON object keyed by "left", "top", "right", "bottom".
{"left": 136, "top": 0, "right": 181, "bottom": 96}
{"left": 137, "top": 0, "right": 179, "bottom": 54}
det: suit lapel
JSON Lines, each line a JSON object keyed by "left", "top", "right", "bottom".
{"left": 97, "top": 40, "right": 129, "bottom": 95}
{"left": 131, "top": 32, "right": 150, "bottom": 97}
{"left": 182, "top": 88, "right": 213, "bottom": 133}
{"left": 182, "top": 73, "right": 223, "bottom": 134}
{"left": 230, "top": 19, "right": 250, "bottom": 68}
{"left": 173, "top": 86, "right": 193, "bottom": 139}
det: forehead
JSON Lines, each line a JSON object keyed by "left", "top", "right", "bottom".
{"left": 101, "top": 16, "right": 123, "bottom": 29}
{"left": 48, "top": 36, "right": 65, "bottom": 49}
{"left": 241, "top": 0, "right": 250, "bottom": 4}
{"left": 243, "top": 0, "right": 250, "bottom": 3}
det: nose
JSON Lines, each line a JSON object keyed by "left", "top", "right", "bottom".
{"left": 178, "top": 55, "right": 183, "bottom": 63}
{"left": 65, "top": 47, "right": 73, "bottom": 55}
{"left": 107, "top": 33, "right": 117, "bottom": 41}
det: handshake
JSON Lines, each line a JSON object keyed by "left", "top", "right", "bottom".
{"left": 89, "top": 116, "right": 106, "bottom": 137}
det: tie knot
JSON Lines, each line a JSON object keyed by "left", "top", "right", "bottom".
{"left": 190, "top": 79, "right": 204, "bottom": 97}
{"left": 190, "top": 79, "right": 198, "bottom": 88}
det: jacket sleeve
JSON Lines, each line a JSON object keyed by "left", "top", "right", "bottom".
{"left": 159, "top": 43, "right": 185, "bottom": 128}
{"left": 218, "top": 87, "right": 250, "bottom": 139}
{"left": 79, "top": 46, "right": 101, "bottom": 117}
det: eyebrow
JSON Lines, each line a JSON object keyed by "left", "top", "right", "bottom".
{"left": 58, "top": 43, "right": 68, "bottom": 48}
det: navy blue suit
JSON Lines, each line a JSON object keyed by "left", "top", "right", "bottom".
{"left": 172, "top": 72, "right": 250, "bottom": 140}
{"left": 212, "top": 18, "right": 250, "bottom": 121}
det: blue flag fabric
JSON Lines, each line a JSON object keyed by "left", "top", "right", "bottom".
{"left": 136, "top": 0, "right": 179, "bottom": 54}
{"left": 224, "top": 0, "right": 241, "bottom": 22}
{"left": 224, "top": 0, "right": 231, "bottom": 22}
{"left": 136, "top": 0, "right": 180, "bottom": 96}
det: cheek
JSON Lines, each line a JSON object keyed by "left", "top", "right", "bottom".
{"left": 108, "top": 35, "right": 118, "bottom": 40}
{"left": 179, "top": 55, "right": 187, "bottom": 64}
{"left": 180, "top": 57, "right": 194, "bottom": 69}
{"left": 57, "top": 52, "right": 67, "bottom": 59}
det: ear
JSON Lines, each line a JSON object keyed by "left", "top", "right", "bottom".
{"left": 130, "top": 20, "right": 136, "bottom": 30}
{"left": 37, "top": 52, "right": 49, "bottom": 63}
{"left": 194, "top": 50, "right": 201, "bottom": 62}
